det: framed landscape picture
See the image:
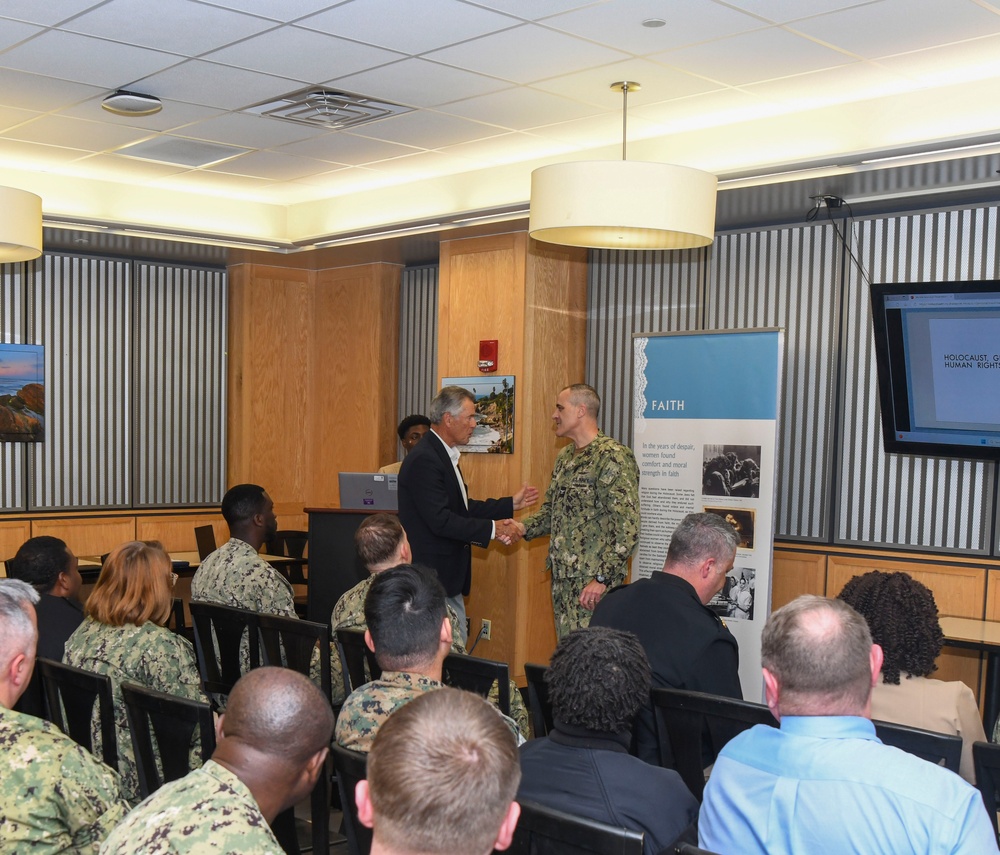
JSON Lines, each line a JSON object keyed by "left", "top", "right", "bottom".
{"left": 442, "top": 375, "right": 515, "bottom": 454}
{"left": 0, "top": 343, "right": 44, "bottom": 442}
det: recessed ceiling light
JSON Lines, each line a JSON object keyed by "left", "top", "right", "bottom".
{"left": 642, "top": 18, "right": 666, "bottom": 28}
{"left": 102, "top": 90, "right": 162, "bottom": 117}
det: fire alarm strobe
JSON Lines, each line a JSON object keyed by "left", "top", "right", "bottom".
{"left": 479, "top": 340, "right": 498, "bottom": 373}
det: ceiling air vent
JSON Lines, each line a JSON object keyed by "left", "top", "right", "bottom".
{"left": 244, "top": 87, "right": 411, "bottom": 130}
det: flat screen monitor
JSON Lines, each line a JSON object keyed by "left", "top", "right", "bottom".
{"left": 870, "top": 280, "right": 1000, "bottom": 460}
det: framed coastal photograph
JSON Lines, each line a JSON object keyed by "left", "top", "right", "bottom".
{"left": 0, "top": 343, "right": 45, "bottom": 442}
{"left": 442, "top": 375, "right": 516, "bottom": 454}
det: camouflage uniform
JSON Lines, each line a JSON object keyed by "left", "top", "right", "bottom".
{"left": 0, "top": 705, "right": 128, "bottom": 854}
{"left": 523, "top": 432, "right": 640, "bottom": 641}
{"left": 331, "top": 575, "right": 531, "bottom": 736}
{"left": 99, "top": 760, "right": 282, "bottom": 855}
{"left": 335, "top": 670, "right": 523, "bottom": 752}
{"left": 63, "top": 617, "right": 208, "bottom": 805}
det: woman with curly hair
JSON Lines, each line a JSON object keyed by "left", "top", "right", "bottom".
{"left": 63, "top": 540, "right": 207, "bottom": 804}
{"left": 837, "top": 569, "right": 985, "bottom": 783}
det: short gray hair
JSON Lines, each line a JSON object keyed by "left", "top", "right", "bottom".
{"left": 762, "top": 595, "right": 874, "bottom": 715}
{"left": 429, "top": 386, "right": 473, "bottom": 424}
{"left": 665, "top": 512, "right": 739, "bottom": 567}
{"left": 563, "top": 383, "right": 601, "bottom": 419}
{"left": 0, "top": 578, "right": 40, "bottom": 656}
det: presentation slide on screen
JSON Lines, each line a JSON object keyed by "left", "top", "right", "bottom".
{"left": 633, "top": 331, "right": 781, "bottom": 702}
{"left": 906, "top": 314, "right": 1000, "bottom": 429}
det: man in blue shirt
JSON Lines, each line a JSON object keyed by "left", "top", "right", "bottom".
{"left": 699, "top": 595, "right": 998, "bottom": 855}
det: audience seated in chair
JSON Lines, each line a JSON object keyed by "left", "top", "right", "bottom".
{"left": 518, "top": 627, "right": 698, "bottom": 855}
{"left": 63, "top": 541, "right": 208, "bottom": 805}
{"left": 7, "top": 535, "right": 84, "bottom": 718}
{"left": 355, "top": 687, "right": 520, "bottom": 855}
{"left": 335, "top": 563, "right": 521, "bottom": 752}
{"left": 698, "top": 595, "right": 998, "bottom": 855}
{"left": 0, "top": 579, "right": 128, "bottom": 852}
{"left": 102, "top": 667, "right": 333, "bottom": 854}
{"left": 331, "top": 513, "right": 529, "bottom": 734}
{"left": 837, "top": 569, "right": 986, "bottom": 783}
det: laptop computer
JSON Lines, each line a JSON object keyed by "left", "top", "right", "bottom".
{"left": 338, "top": 472, "right": 399, "bottom": 511}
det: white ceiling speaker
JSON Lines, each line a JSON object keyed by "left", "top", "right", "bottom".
{"left": 102, "top": 90, "right": 163, "bottom": 117}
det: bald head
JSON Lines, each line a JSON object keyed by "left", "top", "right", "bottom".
{"left": 222, "top": 667, "right": 334, "bottom": 764}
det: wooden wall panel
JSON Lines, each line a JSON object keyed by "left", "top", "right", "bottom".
{"left": 985, "top": 570, "right": 1000, "bottom": 621}
{"left": 772, "top": 549, "right": 826, "bottom": 609}
{"left": 0, "top": 520, "right": 32, "bottom": 570}
{"left": 31, "top": 516, "right": 136, "bottom": 559}
{"left": 136, "top": 514, "right": 226, "bottom": 552}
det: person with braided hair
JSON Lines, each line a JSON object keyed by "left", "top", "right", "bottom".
{"left": 837, "top": 570, "right": 985, "bottom": 783}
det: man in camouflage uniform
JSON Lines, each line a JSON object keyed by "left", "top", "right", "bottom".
{"left": 101, "top": 667, "right": 333, "bottom": 855}
{"left": 519, "top": 384, "right": 640, "bottom": 640}
{"left": 332, "top": 514, "right": 531, "bottom": 735}
{"left": 336, "top": 564, "right": 522, "bottom": 752}
{"left": 0, "top": 578, "right": 128, "bottom": 852}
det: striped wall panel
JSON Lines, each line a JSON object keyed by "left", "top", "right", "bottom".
{"left": 836, "top": 210, "right": 995, "bottom": 552}
{"left": 0, "top": 260, "right": 30, "bottom": 510}
{"left": 396, "top": 265, "right": 439, "bottom": 451}
{"left": 132, "top": 263, "right": 227, "bottom": 507}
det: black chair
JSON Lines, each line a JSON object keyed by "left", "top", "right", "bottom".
{"left": 37, "top": 657, "right": 118, "bottom": 770}
{"left": 524, "top": 662, "right": 554, "bottom": 738}
{"left": 674, "top": 845, "right": 721, "bottom": 855}
{"left": 331, "top": 742, "right": 372, "bottom": 855}
{"left": 872, "top": 719, "right": 962, "bottom": 773}
{"left": 258, "top": 612, "right": 334, "bottom": 855}
{"left": 973, "top": 741, "right": 1000, "bottom": 842}
{"left": 121, "top": 682, "right": 216, "bottom": 800}
{"left": 503, "top": 800, "right": 644, "bottom": 855}
{"left": 168, "top": 596, "right": 194, "bottom": 642}
{"left": 442, "top": 652, "right": 511, "bottom": 717}
{"left": 336, "top": 629, "right": 382, "bottom": 699}
{"left": 189, "top": 601, "right": 260, "bottom": 707}
{"left": 194, "top": 525, "right": 217, "bottom": 561}
{"left": 650, "top": 688, "right": 775, "bottom": 800}
{"left": 266, "top": 530, "right": 309, "bottom": 617}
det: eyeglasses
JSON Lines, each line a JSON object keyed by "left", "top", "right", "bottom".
{"left": 169, "top": 572, "right": 178, "bottom": 588}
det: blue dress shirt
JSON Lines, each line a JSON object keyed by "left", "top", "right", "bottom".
{"left": 699, "top": 715, "right": 998, "bottom": 855}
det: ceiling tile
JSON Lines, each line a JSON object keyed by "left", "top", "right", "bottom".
{"left": 178, "top": 111, "right": 327, "bottom": 149}
{"left": 59, "top": 0, "right": 276, "bottom": 55}
{"left": 720, "top": 0, "right": 878, "bottom": 25}
{"left": 151, "top": 167, "right": 272, "bottom": 198}
{"left": 352, "top": 109, "right": 506, "bottom": 148}
{"left": 439, "top": 87, "right": 601, "bottom": 130}
{"left": 0, "top": 68, "right": 104, "bottom": 112}
{"left": 1, "top": 114, "right": 153, "bottom": 151}
{"left": 277, "top": 133, "right": 422, "bottom": 166}
{"left": 193, "top": 0, "right": 343, "bottom": 21}
{"left": 130, "top": 60, "right": 304, "bottom": 110}
{"left": 362, "top": 148, "right": 476, "bottom": 179}
{"left": 207, "top": 149, "right": 329, "bottom": 180}
{"left": 789, "top": 0, "right": 1000, "bottom": 59}
{"left": 0, "top": 18, "right": 41, "bottom": 50}
{"left": 0, "top": 0, "right": 107, "bottom": 26}
{"left": 525, "top": 110, "right": 658, "bottom": 147}
{"left": 652, "top": 27, "right": 853, "bottom": 86}
{"left": 876, "top": 33, "right": 1000, "bottom": 84}
{"left": 0, "top": 30, "right": 181, "bottom": 88}
{"left": 629, "top": 88, "right": 780, "bottom": 132}
{"left": 61, "top": 152, "right": 190, "bottom": 182}
{"left": 742, "top": 62, "right": 912, "bottom": 110}
{"left": 0, "top": 105, "right": 40, "bottom": 133}
{"left": 58, "top": 96, "right": 220, "bottom": 131}
{"left": 426, "top": 23, "right": 629, "bottom": 84}
{"left": 534, "top": 58, "right": 723, "bottom": 106}
{"left": 0, "top": 137, "right": 90, "bottom": 166}
{"left": 330, "top": 58, "right": 513, "bottom": 109}
{"left": 459, "top": 0, "right": 604, "bottom": 21}
{"left": 545, "top": 0, "right": 767, "bottom": 53}
{"left": 205, "top": 25, "right": 404, "bottom": 82}
{"left": 438, "top": 130, "right": 574, "bottom": 164}
{"left": 299, "top": 0, "right": 519, "bottom": 54}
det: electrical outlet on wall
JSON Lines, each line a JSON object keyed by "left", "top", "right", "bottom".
{"left": 481, "top": 619, "right": 491, "bottom": 641}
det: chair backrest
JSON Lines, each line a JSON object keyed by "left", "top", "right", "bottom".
{"left": 336, "top": 628, "right": 382, "bottom": 697}
{"left": 873, "top": 719, "right": 962, "bottom": 774}
{"left": 194, "top": 525, "right": 217, "bottom": 561}
{"left": 331, "top": 741, "right": 372, "bottom": 855}
{"left": 650, "top": 688, "right": 775, "bottom": 800}
{"left": 524, "top": 662, "right": 554, "bottom": 738}
{"left": 265, "top": 530, "right": 308, "bottom": 584}
{"left": 189, "top": 601, "right": 260, "bottom": 701}
{"left": 442, "top": 652, "right": 511, "bottom": 716}
{"left": 973, "top": 740, "right": 1000, "bottom": 841}
{"left": 121, "top": 682, "right": 216, "bottom": 800}
{"left": 258, "top": 612, "right": 333, "bottom": 704}
{"left": 37, "top": 657, "right": 118, "bottom": 770}
{"left": 504, "top": 800, "right": 644, "bottom": 855}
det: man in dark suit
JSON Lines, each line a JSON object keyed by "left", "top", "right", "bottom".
{"left": 398, "top": 386, "right": 537, "bottom": 645}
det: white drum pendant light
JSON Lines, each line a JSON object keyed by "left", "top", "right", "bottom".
{"left": 0, "top": 187, "right": 42, "bottom": 262}
{"left": 530, "top": 82, "right": 718, "bottom": 250}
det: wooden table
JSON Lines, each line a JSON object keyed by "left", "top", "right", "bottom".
{"left": 940, "top": 615, "right": 1000, "bottom": 731}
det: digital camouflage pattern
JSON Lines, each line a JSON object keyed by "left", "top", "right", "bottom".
{"left": 0, "top": 705, "right": 128, "bottom": 853}
{"left": 190, "top": 538, "right": 297, "bottom": 618}
{"left": 63, "top": 617, "right": 207, "bottom": 805}
{"left": 99, "top": 760, "right": 283, "bottom": 855}
{"left": 331, "top": 575, "right": 531, "bottom": 736}
{"left": 523, "top": 432, "right": 640, "bottom": 641}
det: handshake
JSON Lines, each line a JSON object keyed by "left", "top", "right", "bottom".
{"left": 495, "top": 518, "right": 526, "bottom": 546}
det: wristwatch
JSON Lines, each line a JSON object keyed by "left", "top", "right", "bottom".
{"left": 595, "top": 574, "right": 607, "bottom": 585}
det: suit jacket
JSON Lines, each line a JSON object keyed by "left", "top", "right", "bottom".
{"left": 398, "top": 430, "right": 513, "bottom": 597}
